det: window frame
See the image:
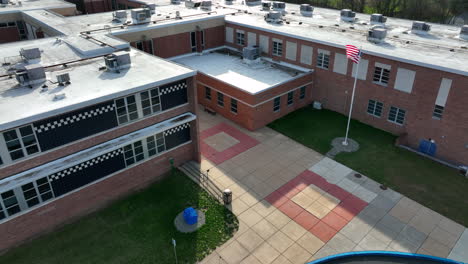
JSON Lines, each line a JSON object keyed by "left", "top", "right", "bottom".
{"left": 135, "top": 41, "right": 144, "bottom": 51}
{"left": 190, "top": 31, "right": 197, "bottom": 52}
{"left": 273, "top": 96, "right": 281, "bottom": 112}
{"left": 146, "top": 132, "right": 166, "bottom": 157}
{"left": 115, "top": 95, "right": 139, "bottom": 125}
{"left": 230, "top": 98, "right": 238, "bottom": 114}
{"left": 139, "top": 88, "right": 161, "bottom": 117}
{"left": 388, "top": 106, "right": 406, "bottom": 125}
{"left": 273, "top": 41, "right": 283, "bottom": 56}
{"left": 299, "top": 86, "right": 306, "bottom": 100}
{"left": 287, "top": 91, "right": 294, "bottom": 106}
{"left": 373, "top": 67, "right": 391, "bottom": 86}
{"left": 2, "top": 125, "right": 41, "bottom": 162}
{"left": 367, "top": 99, "right": 384, "bottom": 117}
{"left": 205, "top": 86, "right": 211, "bottom": 100}
{"left": 317, "top": 52, "right": 330, "bottom": 69}
{"left": 123, "top": 140, "right": 145, "bottom": 166}
{"left": 432, "top": 105, "right": 444, "bottom": 119}
{"left": 21, "top": 177, "right": 54, "bottom": 209}
{"left": 217, "top": 92, "right": 224, "bottom": 107}
{"left": 236, "top": 31, "right": 245, "bottom": 46}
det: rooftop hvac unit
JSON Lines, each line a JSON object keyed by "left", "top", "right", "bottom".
{"left": 56, "top": 73, "right": 70, "bottom": 86}
{"left": 460, "top": 25, "right": 468, "bottom": 40}
{"left": 340, "top": 9, "right": 356, "bottom": 22}
{"left": 367, "top": 27, "right": 387, "bottom": 43}
{"left": 113, "top": 10, "right": 127, "bottom": 21}
{"left": 265, "top": 11, "right": 282, "bottom": 23}
{"left": 20, "top": 48, "right": 41, "bottom": 61}
{"left": 300, "top": 4, "right": 313, "bottom": 16}
{"left": 104, "top": 51, "right": 131, "bottom": 72}
{"left": 185, "top": 1, "right": 201, "bottom": 8}
{"left": 200, "top": 0, "right": 212, "bottom": 9}
{"left": 370, "top": 13, "right": 387, "bottom": 24}
{"left": 262, "top": 2, "right": 271, "bottom": 11}
{"left": 171, "top": 0, "right": 180, "bottom": 4}
{"left": 412, "top": 21, "right": 431, "bottom": 33}
{"left": 272, "top": 1, "right": 285, "bottom": 10}
{"left": 0, "top": 0, "right": 8, "bottom": 5}
{"left": 131, "top": 8, "right": 151, "bottom": 23}
{"left": 243, "top": 46, "right": 260, "bottom": 60}
{"left": 146, "top": 3, "right": 156, "bottom": 14}
{"left": 225, "top": 0, "right": 233, "bottom": 5}
{"left": 15, "top": 64, "right": 46, "bottom": 87}
{"left": 245, "top": 0, "right": 261, "bottom": 6}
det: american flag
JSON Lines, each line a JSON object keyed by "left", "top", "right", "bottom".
{"left": 346, "top": 45, "right": 361, "bottom": 64}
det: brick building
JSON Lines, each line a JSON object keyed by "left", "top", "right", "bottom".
{"left": 0, "top": 0, "right": 467, "bottom": 252}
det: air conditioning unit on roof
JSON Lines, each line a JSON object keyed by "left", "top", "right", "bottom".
{"left": 262, "top": 2, "right": 271, "bottom": 11}
{"left": 105, "top": 51, "right": 131, "bottom": 73}
{"left": 300, "top": 4, "right": 313, "bottom": 17}
{"left": 245, "top": 0, "right": 261, "bottom": 6}
{"left": 200, "top": 0, "right": 212, "bottom": 10}
{"left": 272, "top": 1, "right": 285, "bottom": 11}
{"left": 131, "top": 8, "right": 151, "bottom": 23}
{"left": 113, "top": 10, "right": 127, "bottom": 22}
{"left": 412, "top": 21, "right": 431, "bottom": 33}
{"left": 15, "top": 64, "right": 46, "bottom": 87}
{"left": 265, "top": 11, "right": 282, "bottom": 24}
{"left": 370, "top": 13, "right": 387, "bottom": 24}
{"left": 340, "top": 9, "right": 356, "bottom": 22}
{"left": 20, "top": 48, "right": 41, "bottom": 61}
{"left": 243, "top": 46, "right": 260, "bottom": 61}
{"left": 367, "top": 27, "right": 387, "bottom": 43}
{"left": 460, "top": 25, "right": 468, "bottom": 40}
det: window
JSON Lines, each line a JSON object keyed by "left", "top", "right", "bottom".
{"left": 147, "top": 40, "right": 154, "bottom": 55}
{"left": 388, "top": 106, "right": 406, "bottom": 125}
{"left": 433, "top": 105, "right": 444, "bottom": 119}
{"left": 3, "top": 125, "right": 40, "bottom": 161}
{"left": 231, "top": 98, "right": 238, "bottom": 114}
{"left": 367, "top": 100, "right": 383, "bottom": 117}
{"left": 273, "top": 97, "right": 281, "bottom": 112}
{"left": 140, "top": 88, "right": 161, "bottom": 116}
{"left": 273, "top": 41, "right": 282, "bottom": 56}
{"left": 21, "top": 177, "right": 53, "bottom": 208}
{"left": 136, "top": 41, "right": 143, "bottom": 51}
{"left": 217, "top": 92, "right": 224, "bottom": 107}
{"left": 201, "top": 30, "right": 205, "bottom": 49}
{"left": 317, "top": 52, "right": 330, "bottom": 69}
{"left": 1, "top": 190, "right": 20, "bottom": 218}
{"left": 146, "top": 133, "right": 165, "bottom": 157}
{"left": 287, "top": 91, "right": 294, "bottom": 106}
{"left": 373, "top": 67, "right": 390, "bottom": 85}
{"left": 236, "top": 32, "right": 245, "bottom": 46}
{"left": 115, "top": 95, "right": 139, "bottom": 124}
{"left": 123, "top": 140, "right": 144, "bottom": 166}
{"left": 299, "top": 86, "right": 306, "bottom": 99}
{"left": 205, "top": 87, "right": 211, "bottom": 100}
{"left": 190, "top": 31, "right": 197, "bottom": 52}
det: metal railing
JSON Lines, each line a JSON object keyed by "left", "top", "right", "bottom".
{"left": 181, "top": 162, "right": 223, "bottom": 202}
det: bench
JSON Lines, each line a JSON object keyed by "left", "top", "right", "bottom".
{"left": 204, "top": 106, "right": 216, "bottom": 115}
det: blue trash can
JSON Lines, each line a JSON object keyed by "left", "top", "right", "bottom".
{"left": 183, "top": 207, "right": 198, "bottom": 225}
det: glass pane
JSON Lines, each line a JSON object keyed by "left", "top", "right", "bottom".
{"left": 19, "top": 126, "right": 33, "bottom": 136}
{"left": 21, "top": 183, "right": 34, "bottom": 191}
{"left": 26, "top": 144, "right": 39, "bottom": 155}
{"left": 6, "top": 139, "right": 22, "bottom": 151}
{"left": 127, "top": 104, "right": 137, "bottom": 113}
{"left": 23, "top": 189, "right": 37, "bottom": 200}
{"left": 157, "top": 146, "right": 165, "bottom": 153}
{"left": 125, "top": 158, "right": 135, "bottom": 166}
{"left": 143, "top": 108, "right": 151, "bottom": 116}
{"left": 140, "top": 91, "right": 149, "bottom": 100}
{"left": 3, "top": 130, "right": 18, "bottom": 141}
{"left": 22, "top": 135, "right": 37, "bottom": 146}
{"left": 135, "top": 154, "right": 144, "bottom": 162}
{"left": 116, "top": 106, "right": 127, "bottom": 116}
{"left": 41, "top": 192, "right": 53, "bottom": 201}
{"left": 152, "top": 105, "right": 161, "bottom": 113}
{"left": 36, "top": 177, "right": 48, "bottom": 185}
{"left": 116, "top": 98, "right": 125, "bottom": 108}
{"left": 129, "top": 112, "right": 138, "bottom": 120}
{"left": 148, "top": 149, "right": 156, "bottom": 156}
{"left": 147, "top": 141, "right": 156, "bottom": 149}
{"left": 38, "top": 184, "right": 51, "bottom": 194}
{"left": 1, "top": 191, "right": 13, "bottom": 199}
{"left": 151, "top": 97, "right": 160, "bottom": 105}
{"left": 118, "top": 115, "right": 128, "bottom": 124}
{"left": 27, "top": 197, "right": 40, "bottom": 207}
{"left": 3, "top": 196, "right": 18, "bottom": 208}
{"left": 10, "top": 149, "right": 24, "bottom": 160}
{"left": 141, "top": 99, "right": 150, "bottom": 108}
{"left": 150, "top": 89, "right": 159, "bottom": 97}
{"left": 126, "top": 95, "right": 135, "bottom": 104}
{"left": 7, "top": 205, "right": 20, "bottom": 216}
{"left": 0, "top": 210, "right": 5, "bottom": 220}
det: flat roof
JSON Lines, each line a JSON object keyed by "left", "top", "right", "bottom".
{"left": 0, "top": 0, "right": 74, "bottom": 13}
{"left": 223, "top": 3, "right": 468, "bottom": 76}
{"left": 174, "top": 50, "right": 309, "bottom": 94}
{"left": 0, "top": 38, "right": 195, "bottom": 131}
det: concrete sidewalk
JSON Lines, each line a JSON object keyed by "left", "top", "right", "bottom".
{"left": 196, "top": 106, "right": 467, "bottom": 264}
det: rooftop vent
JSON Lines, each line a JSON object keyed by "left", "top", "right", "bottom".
{"left": 340, "top": 9, "right": 356, "bottom": 22}
{"left": 370, "top": 13, "right": 387, "bottom": 24}
{"left": 20, "top": 48, "right": 41, "bottom": 61}
{"left": 56, "top": 73, "right": 70, "bottom": 86}
{"left": 171, "top": 0, "right": 180, "bottom": 4}
{"left": 185, "top": 0, "right": 201, "bottom": 8}
{"left": 412, "top": 21, "right": 431, "bottom": 33}
{"left": 131, "top": 8, "right": 151, "bottom": 23}
{"left": 265, "top": 11, "right": 282, "bottom": 24}
{"left": 246, "top": 0, "right": 261, "bottom": 6}
{"left": 15, "top": 64, "right": 46, "bottom": 87}
{"left": 104, "top": 51, "right": 131, "bottom": 73}
{"left": 113, "top": 10, "right": 127, "bottom": 22}
{"left": 200, "top": 0, "right": 212, "bottom": 10}
{"left": 262, "top": 2, "right": 271, "bottom": 11}
{"left": 243, "top": 46, "right": 260, "bottom": 61}
{"left": 460, "top": 25, "right": 468, "bottom": 40}
{"left": 368, "top": 27, "right": 387, "bottom": 43}
{"left": 272, "top": 1, "right": 285, "bottom": 11}
{"left": 300, "top": 4, "right": 313, "bottom": 17}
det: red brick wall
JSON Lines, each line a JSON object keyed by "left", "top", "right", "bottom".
{"left": 84, "top": 0, "right": 110, "bottom": 13}
{"left": 224, "top": 22, "right": 468, "bottom": 164}
{"left": 0, "top": 142, "right": 195, "bottom": 252}
{"left": 0, "top": 76, "right": 198, "bottom": 178}
{"left": 204, "top": 26, "right": 225, "bottom": 50}
{"left": 0, "top": 27, "right": 20, "bottom": 44}
{"left": 154, "top": 32, "right": 192, "bottom": 58}
{"left": 196, "top": 72, "right": 314, "bottom": 130}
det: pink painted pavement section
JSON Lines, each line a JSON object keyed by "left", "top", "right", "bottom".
{"left": 266, "top": 170, "right": 368, "bottom": 243}
{"left": 200, "top": 123, "right": 260, "bottom": 165}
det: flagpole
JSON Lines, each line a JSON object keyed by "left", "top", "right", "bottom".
{"left": 343, "top": 57, "right": 360, "bottom": 146}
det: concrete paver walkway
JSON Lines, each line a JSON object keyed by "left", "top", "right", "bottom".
{"left": 196, "top": 106, "right": 468, "bottom": 264}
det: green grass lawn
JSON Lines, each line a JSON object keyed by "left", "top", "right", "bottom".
{"left": 269, "top": 107, "right": 468, "bottom": 226}
{"left": 0, "top": 169, "right": 238, "bottom": 264}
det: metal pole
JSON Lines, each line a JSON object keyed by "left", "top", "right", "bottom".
{"left": 172, "top": 238, "right": 178, "bottom": 264}
{"left": 343, "top": 58, "right": 361, "bottom": 146}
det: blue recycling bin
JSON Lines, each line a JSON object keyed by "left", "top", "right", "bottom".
{"left": 183, "top": 207, "right": 198, "bottom": 225}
